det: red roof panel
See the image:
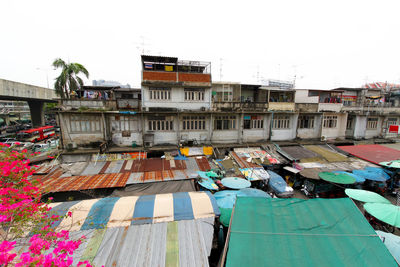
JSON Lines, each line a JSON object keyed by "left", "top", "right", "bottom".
{"left": 337, "top": 144, "right": 400, "bottom": 165}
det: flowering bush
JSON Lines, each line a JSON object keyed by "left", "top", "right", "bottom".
{"left": 0, "top": 143, "right": 91, "bottom": 266}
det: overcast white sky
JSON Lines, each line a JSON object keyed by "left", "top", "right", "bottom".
{"left": 1, "top": 0, "right": 400, "bottom": 89}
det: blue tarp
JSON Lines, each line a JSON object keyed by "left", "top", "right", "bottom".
{"left": 364, "top": 167, "right": 391, "bottom": 179}
{"left": 267, "top": 170, "right": 293, "bottom": 196}
{"left": 353, "top": 169, "right": 388, "bottom": 182}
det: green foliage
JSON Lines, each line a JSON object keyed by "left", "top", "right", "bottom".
{"left": 52, "top": 58, "right": 89, "bottom": 99}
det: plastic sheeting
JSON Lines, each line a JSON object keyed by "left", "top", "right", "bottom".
{"left": 267, "top": 170, "right": 293, "bottom": 197}
{"left": 50, "top": 191, "right": 220, "bottom": 231}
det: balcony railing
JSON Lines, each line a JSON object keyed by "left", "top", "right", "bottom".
{"left": 342, "top": 104, "right": 400, "bottom": 114}
{"left": 212, "top": 101, "right": 268, "bottom": 111}
{"left": 60, "top": 99, "right": 116, "bottom": 110}
{"left": 318, "top": 103, "right": 343, "bottom": 112}
{"left": 268, "top": 102, "right": 295, "bottom": 111}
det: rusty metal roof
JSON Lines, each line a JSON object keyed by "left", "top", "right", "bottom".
{"left": 81, "top": 159, "right": 188, "bottom": 175}
{"left": 39, "top": 173, "right": 130, "bottom": 193}
{"left": 126, "top": 170, "right": 197, "bottom": 185}
{"left": 230, "top": 152, "right": 260, "bottom": 169}
{"left": 195, "top": 157, "right": 211, "bottom": 171}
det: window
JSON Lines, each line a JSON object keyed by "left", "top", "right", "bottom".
{"left": 346, "top": 117, "right": 354, "bottom": 130}
{"left": 182, "top": 116, "right": 206, "bottom": 130}
{"left": 111, "top": 116, "right": 138, "bottom": 132}
{"left": 273, "top": 115, "right": 290, "bottom": 129}
{"left": 184, "top": 89, "right": 205, "bottom": 101}
{"left": 244, "top": 115, "right": 264, "bottom": 129}
{"left": 298, "top": 115, "right": 315, "bottom": 129}
{"left": 387, "top": 117, "right": 397, "bottom": 127}
{"left": 214, "top": 116, "right": 236, "bottom": 130}
{"left": 70, "top": 115, "right": 101, "bottom": 133}
{"left": 149, "top": 87, "right": 171, "bottom": 100}
{"left": 367, "top": 117, "right": 378, "bottom": 129}
{"left": 216, "top": 92, "right": 233, "bottom": 101}
{"left": 148, "top": 116, "right": 174, "bottom": 131}
{"left": 308, "top": 90, "right": 319, "bottom": 97}
{"left": 323, "top": 115, "right": 337, "bottom": 128}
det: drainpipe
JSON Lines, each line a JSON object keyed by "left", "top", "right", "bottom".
{"left": 318, "top": 113, "right": 324, "bottom": 141}
{"left": 269, "top": 111, "right": 274, "bottom": 141}
{"left": 238, "top": 112, "right": 243, "bottom": 144}
{"left": 141, "top": 111, "right": 145, "bottom": 147}
{"left": 176, "top": 111, "right": 180, "bottom": 146}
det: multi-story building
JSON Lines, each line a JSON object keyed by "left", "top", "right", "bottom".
{"left": 295, "top": 89, "right": 348, "bottom": 140}
{"left": 56, "top": 55, "right": 400, "bottom": 150}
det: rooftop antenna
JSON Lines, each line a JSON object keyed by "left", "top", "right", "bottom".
{"left": 134, "top": 35, "right": 149, "bottom": 55}
{"left": 219, "top": 58, "right": 223, "bottom": 81}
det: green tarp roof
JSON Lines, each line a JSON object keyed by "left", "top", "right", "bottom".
{"left": 225, "top": 197, "right": 397, "bottom": 267}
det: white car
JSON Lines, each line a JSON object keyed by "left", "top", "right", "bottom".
{"left": 32, "top": 143, "right": 49, "bottom": 152}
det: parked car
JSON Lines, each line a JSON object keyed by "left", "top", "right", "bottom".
{"left": 0, "top": 137, "right": 17, "bottom": 143}
{"left": 5, "top": 123, "right": 24, "bottom": 133}
{"left": 32, "top": 143, "right": 50, "bottom": 152}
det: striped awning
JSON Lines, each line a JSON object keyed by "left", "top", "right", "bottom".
{"left": 48, "top": 191, "right": 220, "bottom": 231}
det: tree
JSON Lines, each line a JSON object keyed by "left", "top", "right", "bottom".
{"left": 0, "top": 143, "right": 92, "bottom": 266}
{"left": 52, "top": 59, "right": 89, "bottom": 99}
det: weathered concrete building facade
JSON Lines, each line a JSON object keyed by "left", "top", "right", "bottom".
{"left": 57, "top": 55, "right": 400, "bottom": 150}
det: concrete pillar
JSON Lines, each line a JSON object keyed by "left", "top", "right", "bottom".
{"left": 28, "top": 101, "right": 45, "bottom": 127}
{"left": 0, "top": 115, "right": 11, "bottom": 125}
{"left": 238, "top": 113, "right": 243, "bottom": 144}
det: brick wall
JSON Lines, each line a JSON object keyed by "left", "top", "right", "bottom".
{"left": 142, "top": 71, "right": 177, "bottom": 82}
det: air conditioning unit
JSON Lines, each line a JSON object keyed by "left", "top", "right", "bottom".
{"left": 66, "top": 142, "right": 77, "bottom": 151}
{"left": 144, "top": 141, "right": 153, "bottom": 148}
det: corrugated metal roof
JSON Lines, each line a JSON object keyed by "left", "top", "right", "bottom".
{"left": 230, "top": 152, "right": 260, "bottom": 169}
{"left": 381, "top": 143, "right": 400, "bottom": 151}
{"left": 80, "top": 159, "right": 188, "bottom": 175}
{"left": 338, "top": 144, "right": 400, "bottom": 165}
{"left": 125, "top": 170, "right": 196, "bottom": 185}
{"left": 224, "top": 197, "right": 397, "bottom": 267}
{"left": 18, "top": 204, "right": 216, "bottom": 266}
{"left": 280, "top": 145, "right": 320, "bottom": 161}
{"left": 48, "top": 192, "right": 219, "bottom": 231}
{"left": 304, "top": 145, "right": 349, "bottom": 162}
{"left": 70, "top": 217, "right": 214, "bottom": 267}
{"left": 39, "top": 173, "right": 130, "bottom": 193}
{"left": 195, "top": 157, "right": 211, "bottom": 171}
{"left": 262, "top": 144, "right": 288, "bottom": 164}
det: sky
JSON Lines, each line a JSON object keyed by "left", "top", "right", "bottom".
{"left": 1, "top": 0, "right": 400, "bottom": 89}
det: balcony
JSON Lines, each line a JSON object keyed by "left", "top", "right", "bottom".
{"left": 342, "top": 103, "right": 400, "bottom": 115}
{"left": 212, "top": 102, "right": 268, "bottom": 112}
{"left": 318, "top": 103, "right": 343, "bottom": 112}
{"left": 117, "top": 99, "right": 140, "bottom": 109}
{"left": 268, "top": 102, "right": 295, "bottom": 112}
{"left": 60, "top": 99, "right": 116, "bottom": 110}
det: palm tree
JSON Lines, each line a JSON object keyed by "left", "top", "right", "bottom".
{"left": 52, "top": 58, "right": 89, "bottom": 98}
